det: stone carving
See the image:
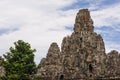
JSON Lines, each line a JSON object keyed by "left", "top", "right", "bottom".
{"left": 37, "top": 9, "right": 120, "bottom": 80}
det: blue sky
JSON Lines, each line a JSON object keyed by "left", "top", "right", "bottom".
{"left": 0, "top": 0, "right": 120, "bottom": 64}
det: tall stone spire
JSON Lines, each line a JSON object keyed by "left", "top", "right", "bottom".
{"left": 74, "top": 9, "right": 94, "bottom": 33}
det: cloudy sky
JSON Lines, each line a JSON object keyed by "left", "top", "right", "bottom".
{"left": 0, "top": 0, "right": 120, "bottom": 64}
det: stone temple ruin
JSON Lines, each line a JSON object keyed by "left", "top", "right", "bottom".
{"left": 37, "top": 9, "right": 120, "bottom": 80}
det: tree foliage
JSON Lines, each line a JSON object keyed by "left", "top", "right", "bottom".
{"left": 3, "top": 40, "right": 36, "bottom": 80}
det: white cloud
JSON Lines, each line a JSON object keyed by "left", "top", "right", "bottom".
{"left": 0, "top": 0, "right": 77, "bottom": 64}
{"left": 91, "top": 3, "right": 120, "bottom": 29}
{"left": 105, "top": 41, "right": 120, "bottom": 53}
{"left": 0, "top": 0, "right": 120, "bottom": 64}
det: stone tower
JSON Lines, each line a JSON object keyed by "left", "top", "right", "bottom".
{"left": 37, "top": 9, "right": 119, "bottom": 79}
{"left": 106, "top": 50, "right": 120, "bottom": 77}
{"left": 61, "top": 9, "right": 106, "bottom": 79}
{"left": 37, "top": 43, "right": 62, "bottom": 79}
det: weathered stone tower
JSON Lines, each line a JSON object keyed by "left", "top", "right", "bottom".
{"left": 61, "top": 9, "right": 106, "bottom": 79}
{"left": 106, "top": 50, "right": 120, "bottom": 77}
{"left": 37, "top": 9, "right": 120, "bottom": 80}
{"left": 37, "top": 43, "right": 62, "bottom": 79}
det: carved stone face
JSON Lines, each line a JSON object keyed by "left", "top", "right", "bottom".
{"left": 74, "top": 23, "right": 81, "bottom": 33}
{"left": 86, "top": 55, "right": 92, "bottom": 62}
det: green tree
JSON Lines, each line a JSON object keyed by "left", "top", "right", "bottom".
{"left": 3, "top": 40, "right": 36, "bottom": 80}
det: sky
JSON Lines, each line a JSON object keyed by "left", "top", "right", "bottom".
{"left": 0, "top": 0, "right": 120, "bottom": 64}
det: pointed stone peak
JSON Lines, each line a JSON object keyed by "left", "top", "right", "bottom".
{"left": 49, "top": 42, "right": 59, "bottom": 49}
{"left": 74, "top": 9, "right": 94, "bottom": 33}
{"left": 47, "top": 42, "right": 60, "bottom": 55}
{"left": 77, "top": 9, "right": 90, "bottom": 22}
{"left": 108, "top": 50, "right": 119, "bottom": 56}
{"left": 50, "top": 42, "right": 58, "bottom": 47}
